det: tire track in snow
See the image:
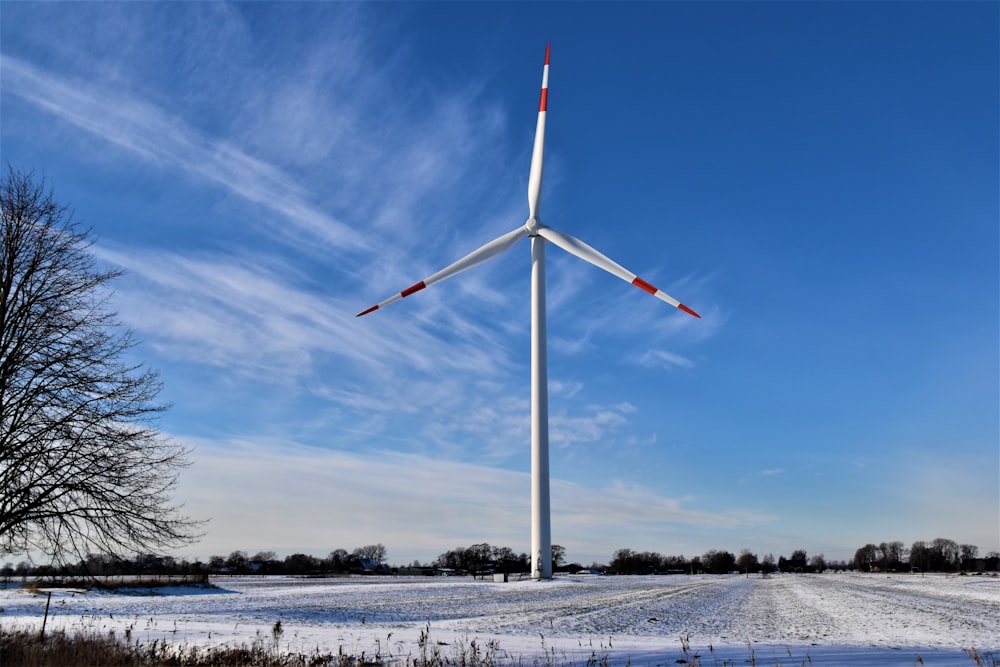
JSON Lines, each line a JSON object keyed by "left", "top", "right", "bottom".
{"left": 786, "top": 574, "right": 1000, "bottom": 645}
{"left": 447, "top": 578, "right": 725, "bottom": 637}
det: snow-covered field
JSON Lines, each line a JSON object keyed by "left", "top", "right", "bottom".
{"left": 2, "top": 572, "right": 998, "bottom": 666}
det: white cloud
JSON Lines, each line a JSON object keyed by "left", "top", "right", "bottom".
{"left": 637, "top": 349, "right": 695, "bottom": 370}
{"left": 175, "top": 436, "right": 774, "bottom": 565}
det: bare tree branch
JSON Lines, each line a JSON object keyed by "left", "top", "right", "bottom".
{"left": 1, "top": 166, "right": 203, "bottom": 563}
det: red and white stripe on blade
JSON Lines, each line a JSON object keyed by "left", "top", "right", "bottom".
{"left": 527, "top": 43, "right": 550, "bottom": 221}
{"left": 536, "top": 226, "right": 701, "bottom": 318}
{"left": 356, "top": 226, "right": 528, "bottom": 317}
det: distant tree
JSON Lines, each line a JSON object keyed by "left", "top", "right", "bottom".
{"left": 83, "top": 553, "right": 118, "bottom": 576}
{"left": 703, "top": 550, "right": 736, "bottom": 575}
{"left": 284, "top": 553, "right": 319, "bottom": 575}
{"left": 737, "top": 549, "right": 759, "bottom": 576}
{"left": 551, "top": 544, "right": 566, "bottom": 569}
{"left": 353, "top": 543, "right": 387, "bottom": 567}
{"left": 609, "top": 548, "right": 637, "bottom": 575}
{"left": 186, "top": 558, "right": 208, "bottom": 574}
{"left": 431, "top": 543, "right": 528, "bottom": 574}
{"left": 135, "top": 553, "right": 171, "bottom": 573}
{"left": 761, "top": 553, "right": 777, "bottom": 574}
{"left": 491, "top": 546, "right": 525, "bottom": 574}
{"left": 959, "top": 544, "right": 979, "bottom": 571}
{"left": 640, "top": 551, "right": 665, "bottom": 572}
{"left": 984, "top": 551, "right": 1000, "bottom": 572}
{"left": 662, "top": 554, "right": 688, "bottom": 572}
{"left": 879, "top": 541, "right": 905, "bottom": 572}
{"left": 875, "top": 542, "right": 888, "bottom": 570}
{"left": 0, "top": 168, "right": 200, "bottom": 562}
{"left": 908, "top": 541, "right": 927, "bottom": 571}
{"left": 465, "top": 543, "right": 493, "bottom": 573}
{"left": 702, "top": 550, "right": 718, "bottom": 574}
{"left": 854, "top": 544, "right": 878, "bottom": 571}
{"left": 930, "top": 538, "right": 959, "bottom": 571}
{"left": 328, "top": 549, "right": 349, "bottom": 572}
{"left": 225, "top": 551, "right": 250, "bottom": 573}
{"left": 491, "top": 545, "right": 514, "bottom": 563}
{"left": 808, "top": 554, "right": 826, "bottom": 573}
{"left": 434, "top": 546, "right": 467, "bottom": 571}
{"left": 245, "top": 551, "right": 277, "bottom": 574}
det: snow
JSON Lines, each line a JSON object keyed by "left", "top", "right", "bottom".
{"left": 2, "top": 572, "right": 998, "bottom": 666}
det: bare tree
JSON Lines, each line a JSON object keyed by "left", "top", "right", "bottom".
{"left": 909, "top": 540, "right": 928, "bottom": 572}
{"left": 327, "top": 549, "right": 349, "bottom": 572}
{"left": 353, "top": 543, "right": 387, "bottom": 566}
{"left": 0, "top": 168, "right": 200, "bottom": 563}
{"left": 931, "top": 537, "right": 960, "bottom": 571}
{"left": 225, "top": 551, "right": 250, "bottom": 573}
{"left": 882, "top": 541, "right": 905, "bottom": 572}
{"left": 551, "top": 544, "right": 566, "bottom": 569}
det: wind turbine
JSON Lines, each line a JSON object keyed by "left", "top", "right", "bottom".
{"left": 357, "top": 44, "right": 700, "bottom": 580}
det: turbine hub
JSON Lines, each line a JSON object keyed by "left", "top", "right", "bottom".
{"left": 525, "top": 217, "right": 543, "bottom": 236}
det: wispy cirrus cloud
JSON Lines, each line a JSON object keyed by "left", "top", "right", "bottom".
{"left": 2, "top": 22, "right": 529, "bottom": 383}
{"left": 638, "top": 349, "right": 696, "bottom": 370}
{"left": 2, "top": 5, "right": 713, "bottom": 488}
{"left": 95, "top": 245, "right": 518, "bottom": 385}
{"left": 2, "top": 56, "right": 369, "bottom": 254}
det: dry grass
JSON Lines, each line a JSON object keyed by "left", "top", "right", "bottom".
{"left": 24, "top": 574, "right": 210, "bottom": 592}
{"left": 0, "top": 623, "right": 346, "bottom": 666}
{"left": 1, "top": 624, "right": 998, "bottom": 667}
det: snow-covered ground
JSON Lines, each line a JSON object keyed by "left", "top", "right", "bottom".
{"left": 2, "top": 572, "right": 998, "bottom": 666}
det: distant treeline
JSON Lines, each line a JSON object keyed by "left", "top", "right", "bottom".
{"left": 607, "top": 538, "right": 999, "bottom": 575}
{"left": 853, "top": 538, "right": 997, "bottom": 573}
{"left": 3, "top": 538, "right": 996, "bottom": 579}
{"left": 1, "top": 545, "right": 393, "bottom": 579}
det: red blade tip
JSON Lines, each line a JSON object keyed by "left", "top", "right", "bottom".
{"left": 357, "top": 305, "right": 379, "bottom": 317}
{"left": 545, "top": 43, "right": 550, "bottom": 65}
{"left": 679, "top": 304, "right": 701, "bottom": 319}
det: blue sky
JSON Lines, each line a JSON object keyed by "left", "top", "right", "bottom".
{"left": 2, "top": 1, "right": 997, "bottom": 567}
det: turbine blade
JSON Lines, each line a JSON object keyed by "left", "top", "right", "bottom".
{"left": 536, "top": 226, "right": 701, "bottom": 318}
{"left": 527, "top": 43, "right": 550, "bottom": 221}
{"left": 356, "top": 226, "right": 528, "bottom": 317}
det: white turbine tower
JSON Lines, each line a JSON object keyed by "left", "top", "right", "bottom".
{"left": 357, "top": 44, "right": 700, "bottom": 580}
